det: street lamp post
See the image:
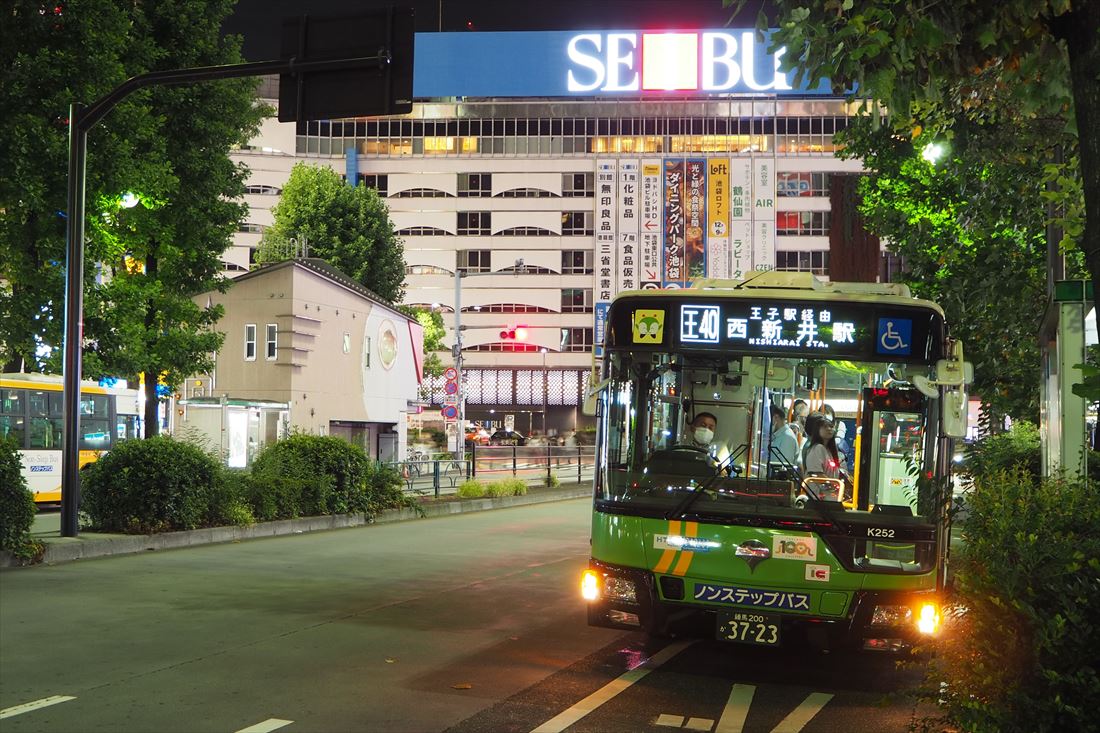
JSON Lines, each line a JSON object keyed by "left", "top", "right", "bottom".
{"left": 452, "top": 258, "right": 524, "bottom": 456}
{"left": 541, "top": 348, "right": 549, "bottom": 437}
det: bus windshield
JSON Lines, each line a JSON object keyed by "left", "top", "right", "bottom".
{"left": 598, "top": 350, "right": 941, "bottom": 528}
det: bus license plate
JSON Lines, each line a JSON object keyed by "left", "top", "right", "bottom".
{"left": 717, "top": 611, "right": 781, "bottom": 646}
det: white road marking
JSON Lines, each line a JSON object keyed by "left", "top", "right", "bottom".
{"left": 0, "top": 695, "right": 77, "bottom": 720}
{"left": 770, "top": 692, "right": 834, "bottom": 733}
{"left": 685, "top": 717, "right": 714, "bottom": 731}
{"left": 233, "top": 719, "right": 294, "bottom": 733}
{"left": 529, "top": 640, "right": 695, "bottom": 733}
{"left": 656, "top": 713, "right": 685, "bottom": 727}
{"left": 714, "top": 684, "right": 755, "bottom": 733}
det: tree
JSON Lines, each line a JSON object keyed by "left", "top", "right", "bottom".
{"left": 256, "top": 163, "right": 406, "bottom": 303}
{"left": 837, "top": 116, "right": 1082, "bottom": 424}
{"left": 398, "top": 306, "right": 446, "bottom": 380}
{"left": 733, "top": 0, "right": 1097, "bottom": 345}
{"left": 0, "top": 1, "right": 267, "bottom": 437}
{"left": 0, "top": 1, "right": 159, "bottom": 372}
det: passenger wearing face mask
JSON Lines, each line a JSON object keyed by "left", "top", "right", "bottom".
{"left": 686, "top": 412, "right": 718, "bottom": 451}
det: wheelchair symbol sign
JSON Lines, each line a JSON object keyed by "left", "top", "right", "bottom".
{"left": 876, "top": 318, "right": 912, "bottom": 355}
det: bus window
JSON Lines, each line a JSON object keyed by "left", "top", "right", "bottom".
{"left": 1, "top": 416, "right": 26, "bottom": 446}
{"left": 81, "top": 419, "right": 111, "bottom": 450}
{"left": 80, "top": 394, "right": 109, "bottom": 417}
{"left": 2, "top": 388, "right": 24, "bottom": 415}
{"left": 28, "top": 390, "right": 64, "bottom": 417}
{"left": 116, "top": 414, "right": 140, "bottom": 440}
{"left": 29, "top": 416, "right": 63, "bottom": 449}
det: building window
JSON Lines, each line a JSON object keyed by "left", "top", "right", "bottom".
{"left": 237, "top": 223, "right": 264, "bottom": 233}
{"left": 498, "top": 226, "right": 555, "bottom": 236}
{"left": 561, "top": 211, "right": 593, "bottom": 236}
{"left": 458, "top": 173, "right": 491, "bottom": 197}
{"left": 265, "top": 324, "right": 278, "bottom": 360}
{"left": 776, "top": 172, "right": 831, "bottom": 197}
{"left": 462, "top": 303, "right": 553, "bottom": 314}
{"left": 562, "top": 173, "right": 594, "bottom": 197}
{"left": 561, "top": 288, "right": 593, "bottom": 313}
{"left": 405, "top": 264, "right": 453, "bottom": 275}
{"left": 561, "top": 250, "right": 594, "bottom": 275}
{"left": 775, "top": 250, "right": 829, "bottom": 276}
{"left": 561, "top": 327, "right": 594, "bottom": 352}
{"left": 776, "top": 211, "right": 831, "bottom": 236}
{"left": 457, "top": 211, "right": 491, "bottom": 235}
{"left": 343, "top": 332, "right": 351, "bottom": 354}
{"left": 496, "top": 187, "right": 556, "bottom": 198}
{"left": 245, "top": 324, "right": 257, "bottom": 361}
{"left": 245, "top": 184, "right": 282, "bottom": 195}
{"left": 364, "top": 336, "right": 371, "bottom": 368}
{"left": 358, "top": 174, "right": 388, "bottom": 195}
{"left": 391, "top": 188, "right": 452, "bottom": 198}
{"left": 457, "top": 250, "right": 490, "bottom": 274}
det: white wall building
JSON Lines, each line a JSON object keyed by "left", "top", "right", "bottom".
{"left": 226, "top": 29, "right": 878, "bottom": 434}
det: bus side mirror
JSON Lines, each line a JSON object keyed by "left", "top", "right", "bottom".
{"left": 583, "top": 376, "right": 609, "bottom": 417}
{"left": 942, "top": 387, "right": 968, "bottom": 438}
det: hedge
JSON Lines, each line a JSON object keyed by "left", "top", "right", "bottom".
{"left": 0, "top": 436, "right": 36, "bottom": 552}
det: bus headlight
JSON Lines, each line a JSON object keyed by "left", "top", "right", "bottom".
{"left": 871, "top": 605, "right": 912, "bottom": 626}
{"left": 581, "top": 569, "right": 600, "bottom": 601}
{"left": 917, "top": 603, "right": 940, "bottom": 635}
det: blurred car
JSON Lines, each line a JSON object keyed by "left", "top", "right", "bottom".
{"left": 465, "top": 429, "right": 491, "bottom": 446}
{"left": 489, "top": 429, "right": 527, "bottom": 446}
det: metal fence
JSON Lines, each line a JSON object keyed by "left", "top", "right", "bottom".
{"left": 388, "top": 445, "right": 596, "bottom": 497}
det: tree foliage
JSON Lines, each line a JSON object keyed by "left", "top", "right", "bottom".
{"left": 399, "top": 306, "right": 446, "bottom": 379}
{"left": 256, "top": 164, "right": 406, "bottom": 303}
{"left": 733, "top": 0, "right": 1098, "bottom": 392}
{"left": 0, "top": 1, "right": 267, "bottom": 438}
{"left": 836, "top": 117, "right": 1082, "bottom": 422}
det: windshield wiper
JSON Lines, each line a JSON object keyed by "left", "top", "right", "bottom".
{"left": 664, "top": 445, "right": 746, "bottom": 519}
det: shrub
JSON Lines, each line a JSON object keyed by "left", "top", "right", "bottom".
{"left": 545, "top": 473, "right": 561, "bottom": 488}
{"left": 250, "top": 434, "right": 369, "bottom": 515}
{"left": 364, "top": 461, "right": 420, "bottom": 516}
{"left": 920, "top": 468, "right": 1100, "bottom": 732}
{"left": 81, "top": 436, "right": 223, "bottom": 532}
{"left": 457, "top": 479, "right": 484, "bottom": 498}
{"left": 960, "top": 421, "right": 1041, "bottom": 483}
{"left": 0, "top": 436, "right": 36, "bottom": 552}
{"left": 501, "top": 478, "right": 528, "bottom": 496}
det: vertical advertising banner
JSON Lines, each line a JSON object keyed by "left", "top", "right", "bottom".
{"left": 707, "top": 158, "right": 731, "bottom": 280}
{"left": 662, "top": 159, "right": 686, "bottom": 287}
{"left": 752, "top": 157, "right": 776, "bottom": 271}
{"left": 729, "top": 158, "right": 753, "bottom": 280}
{"left": 595, "top": 160, "right": 617, "bottom": 350}
{"left": 618, "top": 160, "right": 639, "bottom": 292}
{"left": 640, "top": 160, "right": 662, "bottom": 288}
{"left": 686, "top": 159, "right": 707, "bottom": 283}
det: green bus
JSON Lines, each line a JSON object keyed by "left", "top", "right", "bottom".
{"left": 582, "top": 272, "right": 971, "bottom": 651}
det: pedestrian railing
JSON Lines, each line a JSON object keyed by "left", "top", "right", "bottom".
{"left": 387, "top": 445, "right": 595, "bottom": 497}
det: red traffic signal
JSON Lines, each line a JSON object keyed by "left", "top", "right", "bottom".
{"left": 500, "top": 325, "right": 528, "bottom": 341}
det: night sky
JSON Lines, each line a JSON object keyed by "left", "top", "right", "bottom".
{"left": 223, "top": 0, "right": 768, "bottom": 61}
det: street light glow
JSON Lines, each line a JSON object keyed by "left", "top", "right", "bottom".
{"left": 922, "top": 143, "right": 945, "bottom": 164}
{"left": 119, "top": 192, "right": 140, "bottom": 208}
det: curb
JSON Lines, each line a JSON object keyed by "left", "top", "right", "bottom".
{"left": 0, "top": 486, "right": 591, "bottom": 569}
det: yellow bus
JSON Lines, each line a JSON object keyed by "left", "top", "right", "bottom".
{"left": 0, "top": 373, "right": 140, "bottom": 503}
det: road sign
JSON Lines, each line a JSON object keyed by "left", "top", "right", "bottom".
{"left": 443, "top": 367, "right": 458, "bottom": 380}
{"left": 443, "top": 394, "right": 458, "bottom": 405}
{"left": 441, "top": 405, "right": 458, "bottom": 420}
{"left": 444, "top": 381, "right": 459, "bottom": 395}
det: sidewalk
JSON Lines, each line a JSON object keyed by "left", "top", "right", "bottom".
{"left": 2, "top": 483, "right": 593, "bottom": 569}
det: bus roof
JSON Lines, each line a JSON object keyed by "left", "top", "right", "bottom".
{"left": 615, "top": 272, "right": 945, "bottom": 319}
{"left": 0, "top": 373, "right": 132, "bottom": 395}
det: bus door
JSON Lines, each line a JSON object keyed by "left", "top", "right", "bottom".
{"left": 855, "top": 387, "right": 926, "bottom": 513}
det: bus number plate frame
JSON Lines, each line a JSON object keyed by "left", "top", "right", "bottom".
{"left": 717, "top": 610, "right": 781, "bottom": 646}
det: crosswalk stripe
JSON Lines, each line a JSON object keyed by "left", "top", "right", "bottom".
{"left": 530, "top": 640, "right": 695, "bottom": 733}
{"left": 233, "top": 719, "right": 294, "bottom": 733}
{"left": 0, "top": 695, "right": 77, "bottom": 720}
{"left": 770, "top": 692, "right": 834, "bottom": 733}
{"left": 714, "top": 684, "right": 755, "bottom": 733}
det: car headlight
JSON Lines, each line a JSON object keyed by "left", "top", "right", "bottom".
{"left": 580, "top": 569, "right": 637, "bottom": 603}
{"left": 917, "top": 603, "right": 940, "bottom": 634}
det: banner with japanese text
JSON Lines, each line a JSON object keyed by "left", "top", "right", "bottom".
{"left": 706, "top": 158, "right": 731, "bottom": 279}
{"left": 752, "top": 157, "right": 776, "bottom": 270}
{"left": 686, "top": 159, "right": 707, "bottom": 283}
{"left": 618, "top": 160, "right": 639, "bottom": 292}
{"left": 640, "top": 160, "right": 662, "bottom": 288}
{"left": 662, "top": 159, "right": 686, "bottom": 287}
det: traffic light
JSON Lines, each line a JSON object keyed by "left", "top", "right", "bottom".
{"left": 500, "top": 325, "right": 528, "bottom": 341}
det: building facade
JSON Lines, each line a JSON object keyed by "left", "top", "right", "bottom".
{"left": 227, "top": 29, "right": 872, "bottom": 437}
{"left": 181, "top": 258, "right": 424, "bottom": 463}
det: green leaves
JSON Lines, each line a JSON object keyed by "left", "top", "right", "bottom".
{"left": 259, "top": 163, "right": 406, "bottom": 303}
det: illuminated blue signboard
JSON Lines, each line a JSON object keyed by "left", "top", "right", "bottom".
{"left": 413, "top": 30, "right": 834, "bottom": 98}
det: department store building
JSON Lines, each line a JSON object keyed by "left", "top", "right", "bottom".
{"left": 228, "top": 29, "right": 880, "bottom": 434}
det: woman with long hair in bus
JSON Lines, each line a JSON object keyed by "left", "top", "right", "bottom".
{"left": 802, "top": 412, "right": 842, "bottom": 479}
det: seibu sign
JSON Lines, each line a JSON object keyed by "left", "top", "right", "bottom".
{"left": 566, "top": 32, "right": 792, "bottom": 93}
{"left": 412, "top": 30, "right": 833, "bottom": 99}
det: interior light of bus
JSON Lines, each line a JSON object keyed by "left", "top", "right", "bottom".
{"left": 917, "top": 603, "right": 940, "bottom": 634}
{"left": 581, "top": 569, "right": 600, "bottom": 601}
